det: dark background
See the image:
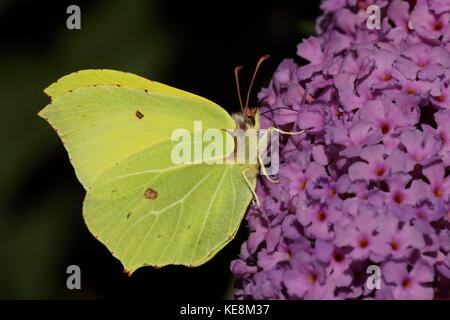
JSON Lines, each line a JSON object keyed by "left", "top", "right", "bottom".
{"left": 0, "top": 0, "right": 320, "bottom": 299}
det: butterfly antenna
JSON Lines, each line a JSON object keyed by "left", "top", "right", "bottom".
{"left": 234, "top": 66, "right": 244, "bottom": 113}
{"left": 244, "top": 54, "right": 270, "bottom": 109}
{"left": 260, "top": 106, "right": 301, "bottom": 116}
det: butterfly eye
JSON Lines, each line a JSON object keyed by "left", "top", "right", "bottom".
{"left": 247, "top": 115, "right": 255, "bottom": 127}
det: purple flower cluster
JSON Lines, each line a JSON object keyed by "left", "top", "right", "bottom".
{"left": 231, "top": 0, "right": 450, "bottom": 299}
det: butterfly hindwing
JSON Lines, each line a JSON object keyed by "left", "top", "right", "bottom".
{"left": 83, "top": 136, "right": 255, "bottom": 272}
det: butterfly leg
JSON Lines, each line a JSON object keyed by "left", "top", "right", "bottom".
{"left": 257, "top": 155, "right": 279, "bottom": 184}
{"left": 257, "top": 126, "right": 305, "bottom": 184}
{"left": 257, "top": 127, "right": 305, "bottom": 184}
{"left": 256, "top": 129, "right": 278, "bottom": 184}
{"left": 241, "top": 167, "right": 260, "bottom": 207}
{"left": 266, "top": 127, "right": 305, "bottom": 136}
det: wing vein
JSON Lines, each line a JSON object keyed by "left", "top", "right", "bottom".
{"left": 189, "top": 167, "right": 228, "bottom": 263}
{"left": 155, "top": 202, "right": 184, "bottom": 265}
{"left": 124, "top": 170, "right": 214, "bottom": 266}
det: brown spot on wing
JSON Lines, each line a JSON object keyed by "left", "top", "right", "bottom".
{"left": 144, "top": 188, "right": 158, "bottom": 200}
{"left": 135, "top": 110, "right": 144, "bottom": 119}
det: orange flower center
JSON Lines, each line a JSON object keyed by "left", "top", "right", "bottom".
{"left": 434, "top": 22, "right": 443, "bottom": 31}
{"left": 359, "top": 238, "right": 369, "bottom": 248}
{"left": 390, "top": 242, "right": 399, "bottom": 251}
{"left": 418, "top": 212, "right": 427, "bottom": 220}
{"left": 300, "top": 181, "right": 307, "bottom": 190}
{"left": 376, "top": 168, "right": 385, "bottom": 177}
{"left": 318, "top": 212, "right": 327, "bottom": 222}
{"left": 393, "top": 193, "right": 403, "bottom": 204}
{"left": 402, "top": 278, "right": 412, "bottom": 288}
{"left": 308, "top": 274, "right": 318, "bottom": 284}
{"left": 434, "top": 188, "right": 443, "bottom": 198}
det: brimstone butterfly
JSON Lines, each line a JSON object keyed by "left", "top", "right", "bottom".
{"left": 38, "top": 56, "right": 289, "bottom": 274}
